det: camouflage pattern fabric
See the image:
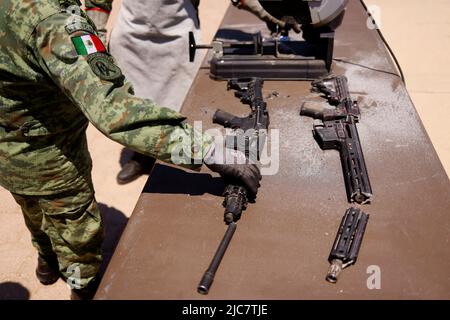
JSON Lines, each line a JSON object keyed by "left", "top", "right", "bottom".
{"left": 85, "top": 0, "right": 112, "bottom": 43}
{"left": 12, "top": 183, "right": 103, "bottom": 289}
{"left": 0, "top": 0, "right": 213, "bottom": 196}
{"left": 0, "top": 0, "right": 213, "bottom": 288}
{"left": 85, "top": 10, "right": 109, "bottom": 43}
{"left": 85, "top": 0, "right": 113, "bottom": 13}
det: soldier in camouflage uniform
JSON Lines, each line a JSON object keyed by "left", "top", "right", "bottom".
{"left": 0, "top": 0, "right": 261, "bottom": 299}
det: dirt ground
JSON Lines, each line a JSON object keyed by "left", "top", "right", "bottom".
{"left": 0, "top": 0, "right": 448, "bottom": 300}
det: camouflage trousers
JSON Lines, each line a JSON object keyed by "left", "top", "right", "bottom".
{"left": 11, "top": 185, "right": 104, "bottom": 289}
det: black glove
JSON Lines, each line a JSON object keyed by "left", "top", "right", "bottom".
{"left": 204, "top": 145, "right": 262, "bottom": 197}
{"left": 231, "top": 0, "right": 301, "bottom": 34}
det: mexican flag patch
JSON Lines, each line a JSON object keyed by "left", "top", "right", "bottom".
{"left": 71, "top": 34, "right": 106, "bottom": 56}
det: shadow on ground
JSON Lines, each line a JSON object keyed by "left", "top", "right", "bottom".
{"left": 97, "top": 203, "right": 129, "bottom": 278}
{"left": 142, "top": 163, "right": 224, "bottom": 197}
{"left": 0, "top": 282, "right": 30, "bottom": 300}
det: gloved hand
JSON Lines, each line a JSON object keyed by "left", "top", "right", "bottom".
{"left": 86, "top": 9, "right": 110, "bottom": 44}
{"left": 204, "top": 143, "right": 262, "bottom": 198}
{"left": 231, "top": 0, "right": 301, "bottom": 34}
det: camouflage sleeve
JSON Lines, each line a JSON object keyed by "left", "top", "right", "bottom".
{"left": 84, "top": 0, "right": 113, "bottom": 13}
{"left": 84, "top": 0, "right": 110, "bottom": 43}
{"left": 30, "top": 12, "right": 212, "bottom": 170}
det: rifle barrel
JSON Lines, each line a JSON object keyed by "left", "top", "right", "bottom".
{"left": 197, "top": 222, "right": 237, "bottom": 295}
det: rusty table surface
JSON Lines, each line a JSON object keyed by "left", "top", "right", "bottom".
{"left": 96, "top": 0, "right": 450, "bottom": 299}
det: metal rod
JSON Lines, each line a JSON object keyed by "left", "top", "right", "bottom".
{"left": 326, "top": 259, "right": 343, "bottom": 283}
{"left": 194, "top": 44, "right": 213, "bottom": 49}
{"left": 197, "top": 222, "right": 237, "bottom": 295}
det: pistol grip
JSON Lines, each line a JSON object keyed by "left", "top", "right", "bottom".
{"left": 213, "top": 109, "right": 236, "bottom": 128}
{"left": 300, "top": 102, "right": 325, "bottom": 120}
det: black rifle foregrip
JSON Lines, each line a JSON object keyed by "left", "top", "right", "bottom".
{"left": 326, "top": 208, "right": 369, "bottom": 283}
{"left": 313, "top": 120, "right": 372, "bottom": 204}
{"left": 339, "top": 120, "right": 373, "bottom": 204}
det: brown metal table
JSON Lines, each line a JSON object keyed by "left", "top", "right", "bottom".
{"left": 96, "top": 0, "right": 450, "bottom": 299}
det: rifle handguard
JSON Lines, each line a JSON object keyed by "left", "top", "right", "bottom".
{"left": 326, "top": 208, "right": 369, "bottom": 283}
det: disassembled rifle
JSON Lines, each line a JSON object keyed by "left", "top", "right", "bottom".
{"left": 192, "top": 0, "right": 372, "bottom": 289}
{"left": 301, "top": 75, "right": 371, "bottom": 283}
{"left": 198, "top": 78, "right": 269, "bottom": 294}
{"left": 301, "top": 75, "right": 373, "bottom": 204}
